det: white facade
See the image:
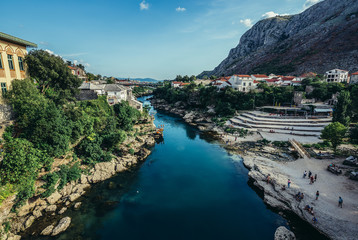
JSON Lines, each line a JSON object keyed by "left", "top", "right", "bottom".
{"left": 251, "top": 74, "right": 268, "bottom": 81}
{"left": 171, "top": 82, "right": 182, "bottom": 88}
{"left": 324, "top": 69, "right": 349, "bottom": 83}
{"left": 350, "top": 72, "right": 358, "bottom": 84}
{"left": 228, "top": 75, "right": 255, "bottom": 92}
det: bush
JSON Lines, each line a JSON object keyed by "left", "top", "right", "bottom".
{"left": 41, "top": 173, "right": 60, "bottom": 198}
{"left": 129, "top": 148, "right": 135, "bottom": 155}
{"left": 12, "top": 179, "right": 35, "bottom": 210}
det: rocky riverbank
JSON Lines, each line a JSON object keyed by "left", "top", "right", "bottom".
{"left": 0, "top": 122, "right": 156, "bottom": 240}
{"left": 151, "top": 97, "right": 358, "bottom": 240}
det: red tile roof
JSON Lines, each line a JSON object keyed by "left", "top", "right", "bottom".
{"left": 234, "top": 74, "right": 251, "bottom": 78}
{"left": 252, "top": 74, "right": 268, "bottom": 78}
{"left": 180, "top": 83, "right": 190, "bottom": 86}
{"left": 172, "top": 81, "right": 183, "bottom": 84}
{"left": 282, "top": 77, "right": 295, "bottom": 81}
{"left": 352, "top": 72, "right": 358, "bottom": 75}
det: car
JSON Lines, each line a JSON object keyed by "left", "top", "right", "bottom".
{"left": 327, "top": 164, "right": 342, "bottom": 175}
{"left": 316, "top": 152, "right": 334, "bottom": 159}
{"left": 343, "top": 156, "right": 358, "bottom": 166}
{"left": 349, "top": 172, "right": 358, "bottom": 181}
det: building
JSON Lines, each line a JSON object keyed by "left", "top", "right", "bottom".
{"left": 68, "top": 65, "right": 88, "bottom": 81}
{"left": 251, "top": 74, "right": 268, "bottom": 81}
{"left": 350, "top": 72, "right": 358, "bottom": 84}
{"left": 171, "top": 81, "right": 182, "bottom": 88}
{"left": 228, "top": 75, "right": 255, "bottom": 92}
{"left": 324, "top": 69, "right": 349, "bottom": 83}
{"left": 78, "top": 82, "right": 142, "bottom": 111}
{"left": 0, "top": 32, "right": 37, "bottom": 98}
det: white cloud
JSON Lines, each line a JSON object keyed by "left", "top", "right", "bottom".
{"left": 140, "top": 1, "right": 149, "bottom": 10}
{"left": 45, "top": 49, "right": 54, "bottom": 55}
{"left": 176, "top": 7, "right": 186, "bottom": 12}
{"left": 240, "top": 19, "right": 253, "bottom": 28}
{"left": 303, "top": 0, "right": 321, "bottom": 9}
{"left": 262, "top": 11, "right": 279, "bottom": 19}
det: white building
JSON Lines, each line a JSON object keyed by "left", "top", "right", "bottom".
{"left": 350, "top": 72, "right": 358, "bottom": 84}
{"left": 324, "top": 69, "right": 349, "bottom": 83}
{"left": 171, "top": 81, "right": 182, "bottom": 88}
{"left": 228, "top": 75, "right": 256, "bottom": 92}
{"left": 78, "top": 83, "right": 142, "bottom": 111}
{"left": 251, "top": 74, "right": 268, "bottom": 81}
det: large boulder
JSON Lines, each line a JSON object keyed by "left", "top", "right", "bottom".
{"left": 51, "top": 217, "right": 71, "bottom": 236}
{"left": 40, "top": 225, "right": 54, "bottom": 236}
{"left": 47, "top": 191, "right": 62, "bottom": 205}
{"left": 274, "top": 226, "right": 296, "bottom": 240}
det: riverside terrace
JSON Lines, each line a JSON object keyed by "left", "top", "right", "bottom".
{"left": 228, "top": 110, "right": 332, "bottom": 144}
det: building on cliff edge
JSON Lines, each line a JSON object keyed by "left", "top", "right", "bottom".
{"left": 0, "top": 32, "right": 37, "bottom": 101}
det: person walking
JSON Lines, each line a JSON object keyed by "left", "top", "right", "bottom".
{"left": 303, "top": 170, "right": 307, "bottom": 178}
{"left": 314, "top": 174, "right": 317, "bottom": 182}
{"left": 308, "top": 171, "right": 312, "bottom": 178}
{"left": 316, "top": 191, "right": 319, "bottom": 200}
{"left": 310, "top": 176, "right": 314, "bottom": 184}
{"left": 338, "top": 196, "right": 343, "bottom": 208}
{"left": 288, "top": 179, "right": 291, "bottom": 188}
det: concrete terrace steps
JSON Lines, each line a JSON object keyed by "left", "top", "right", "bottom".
{"left": 234, "top": 115, "right": 327, "bottom": 129}
{"left": 242, "top": 112, "right": 332, "bottom": 124}
{"left": 230, "top": 118, "right": 324, "bottom": 132}
{"left": 229, "top": 122, "right": 321, "bottom": 137}
{"left": 229, "top": 119, "right": 321, "bottom": 136}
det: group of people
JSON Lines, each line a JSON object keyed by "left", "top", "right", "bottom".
{"left": 295, "top": 192, "right": 304, "bottom": 201}
{"left": 303, "top": 170, "right": 317, "bottom": 184}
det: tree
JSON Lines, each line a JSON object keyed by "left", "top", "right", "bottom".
{"left": 0, "top": 138, "right": 42, "bottom": 184}
{"left": 321, "top": 122, "right": 348, "bottom": 152}
{"left": 333, "top": 91, "right": 351, "bottom": 126}
{"left": 25, "top": 50, "right": 82, "bottom": 99}
{"left": 350, "top": 124, "right": 358, "bottom": 144}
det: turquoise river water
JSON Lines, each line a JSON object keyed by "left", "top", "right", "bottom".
{"left": 29, "top": 96, "right": 327, "bottom": 240}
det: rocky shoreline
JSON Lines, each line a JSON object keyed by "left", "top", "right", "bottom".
{"left": 0, "top": 122, "right": 156, "bottom": 240}
{"left": 150, "top": 97, "right": 358, "bottom": 240}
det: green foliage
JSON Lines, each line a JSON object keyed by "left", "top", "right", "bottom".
{"left": 129, "top": 148, "right": 135, "bottom": 155}
{"left": 41, "top": 173, "right": 60, "bottom": 198}
{"left": 350, "top": 124, "right": 358, "bottom": 144}
{"left": 272, "top": 141, "right": 289, "bottom": 148}
{"left": 25, "top": 49, "right": 82, "bottom": 100}
{"left": 2, "top": 221, "right": 11, "bottom": 233}
{"left": 12, "top": 179, "right": 35, "bottom": 210}
{"left": 114, "top": 101, "right": 141, "bottom": 131}
{"left": 57, "top": 164, "right": 82, "bottom": 190}
{"left": 321, "top": 122, "right": 348, "bottom": 152}
{"left": 258, "top": 139, "right": 271, "bottom": 145}
{"left": 76, "top": 134, "right": 112, "bottom": 165}
{"left": 0, "top": 138, "right": 42, "bottom": 184}
{"left": 0, "top": 184, "right": 16, "bottom": 205}
{"left": 2, "top": 126, "right": 14, "bottom": 142}
{"left": 333, "top": 91, "right": 351, "bottom": 126}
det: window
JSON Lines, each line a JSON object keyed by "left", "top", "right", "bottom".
{"left": 1, "top": 83, "right": 7, "bottom": 95}
{"left": 243, "top": 82, "right": 246, "bottom": 86}
{"left": 0, "top": 54, "right": 3, "bottom": 69}
{"left": 18, "top": 57, "right": 24, "bottom": 71}
{"left": 7, "top": 55, "right": 14, "bottom": 70}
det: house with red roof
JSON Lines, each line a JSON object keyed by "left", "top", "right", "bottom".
{"left": 350, "top": 71, "right": 358, "bottom": 84}
{"left": 251, "top": 74, "right": 268, "bottom": 81}
{"left": 171, "top": 81, "right": 183, "bottom": 88}
{"left": 212, "top": 77, "right": 232, "bottom": 89}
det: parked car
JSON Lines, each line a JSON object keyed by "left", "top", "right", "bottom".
{"left": 327, "top": 164, "right": 342, "bottom": 175}
{"left": 349, "top": 172, "right": 358, "bottom": 181}
{"left": 343, "top": 156, "right": 358, "bottom": 166}
{"left": 316, "top": 152, "right": 334, "bottom": 159}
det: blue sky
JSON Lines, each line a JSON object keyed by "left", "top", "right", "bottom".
{"left": 1, "top": 0, "right": 321, "bottom": 79}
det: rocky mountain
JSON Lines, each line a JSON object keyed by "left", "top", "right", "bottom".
{"left": 199, "top": 0, "right": 358, "bottom": 77}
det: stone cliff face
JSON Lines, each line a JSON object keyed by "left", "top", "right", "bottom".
{"left": 199, "top": 0, "right": 358, "bottom": 77}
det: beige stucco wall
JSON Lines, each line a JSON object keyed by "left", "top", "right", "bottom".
{"left": 0, "top": 40, "right": 28, "bottom": 99}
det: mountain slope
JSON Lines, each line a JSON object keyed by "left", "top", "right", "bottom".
{"left": 199, "top": 0, "right": 358, "bottom": 77}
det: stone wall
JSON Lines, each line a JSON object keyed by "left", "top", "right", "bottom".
{"left": 0, "top": 104, "right": 14, "bottom": 123}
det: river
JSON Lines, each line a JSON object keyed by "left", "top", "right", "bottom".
{"left": 32, "top": 96, "right": 326, "bottom": 240}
